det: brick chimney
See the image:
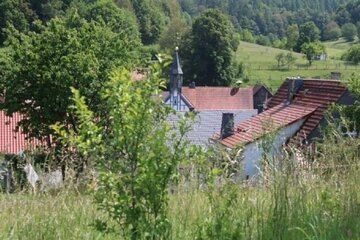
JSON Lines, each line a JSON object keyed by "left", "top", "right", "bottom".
{"left": 220, "top": 113, "right": 234, "bottom": 139}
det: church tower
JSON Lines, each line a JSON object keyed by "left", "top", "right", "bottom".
{"left": 169, "top": 47, "right": 184, "bottom": 110}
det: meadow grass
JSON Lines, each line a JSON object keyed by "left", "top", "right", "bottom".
{"left": 0, "top": 192, "right": 118, "bottom": 240}
{"left": 323, "top": 38, "right": 359, "bottom": 58}
{"left": 237, "top": 41, "right": 359, "bottom": 90}
{"left": 1, "top": 137, "right": 359, "bottom": 239}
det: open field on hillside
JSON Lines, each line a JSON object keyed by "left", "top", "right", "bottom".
{"left": 237, "top": 41, "right": 359, "bottom": 91}
{"left": 323, "top": 38, "right": 358, "bottom": 58}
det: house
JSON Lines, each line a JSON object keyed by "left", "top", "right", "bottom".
{"left": 164, "top": 49, "right": 272, "bottom": 146}
{"left": 212, "top": 78, "right": 356, "bottom": 177}
{"left": 0, "top": 111, "right": 41, "bottom": 155}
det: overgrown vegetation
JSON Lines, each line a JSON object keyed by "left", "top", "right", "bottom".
{"left": 1, "top": 1, "right": 360, "bottom": 239}
{"left": 1, "top": 134, "right": 359, "bottom": 239}
{"left": 1, "top": 71, "right": 360, "bottom": 240}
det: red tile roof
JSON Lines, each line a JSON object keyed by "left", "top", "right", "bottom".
{"left": 0, "top": 111, "right": 41, "bottom": 154}
{"left": 181, "top": 86, "right": 254, "bottom": 110}
{"left": 214, "top": 79, "right": 348, "bottom": 148}
{"left": 213, "top": 103, "right": 316, "bottom": 148}
{"left": 131, "top": 70, "right": 146, "bottom": 81}
{"left": 268, "top": 79, "right": 347, "bottom": 145}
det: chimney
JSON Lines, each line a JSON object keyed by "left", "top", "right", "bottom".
{"left": 189, "top": 81, "right": 196, "bottom": 89}
{"left": 286, "top": 77, "right": 304, "bottom": 105}
{"left": 286, "top": 79, "right": 295, "bottom": 105}
{"left": 220, "top": 113, "right": 234, "bottom": 139}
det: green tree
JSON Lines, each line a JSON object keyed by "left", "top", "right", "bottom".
{"left": 256, "top": 35, "right": 271, "bottom": 46}
{"left": 342, "top": 44, "right": 360, "bottom": 64}
{"left": 295, "top": 21, "right": 320, "bottom": 52}
{"left": 301, "top": 41, "right": 325, "bottom": 66}
{"left": 159, "top": 17, "right": 190, "bottom": 52}
{"left": 75, "top": 0, "right": 139, "bottom": 37}
{"left": 54, "top": 68, "right": 196, "bottom": 239}
{"left": 240, "top": 29, "right": 255, "bottom": 43}
{"left": 0, "top": 0, "right": 37, "bottom": 45}
{"left": 0, "top": 13, "right": 140, "bottom": 145}
{"left": 336, "top": 73, "right": 360, "bottom": 132}
{"left": 182, "top": 9, "right": 239, "bottom": 86}
{"left": 285, "top": 24, "right": 299, "bottom": 50}
{"left": 275, "top": 53, "right": 286, "bottom": 68}
{"left": 322, "top": 21, "right": 341, "bottom": 41}
{"left": 29, "top": 0, "right": 67, "bottom": 21}
{"left": 285, "top": 52, "right": 296, "bottom": 68}
{"left": 275, "top": 52, "right": 296, "bottom": 69}
{"left": 131, "top": 0, "right": 166, "bottom": 44}
{"left": 341, "top": 23, "right": 357, "bottom": 42}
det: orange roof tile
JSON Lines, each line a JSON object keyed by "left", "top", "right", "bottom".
{"left": 213, "top": 103, "right": 316, "bottom": 148}
{"left": 268, "top": 79, "right": 347, "bottom": 145}
{"left": 214, "top": 79, "right": 349, "bottom": 148}
{"left": 0, "top": 111, "right": 41, "bottom": 154}
{"left": 181, "top": 86, "right": 254, "bottom": 110}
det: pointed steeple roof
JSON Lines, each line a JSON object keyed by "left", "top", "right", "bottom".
{"left": 170, "top": 47, "right": 183, "bottom": 75}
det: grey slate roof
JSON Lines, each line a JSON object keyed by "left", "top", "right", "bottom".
{"left": 167, "top": 110, "right": 257, "bottom": 147}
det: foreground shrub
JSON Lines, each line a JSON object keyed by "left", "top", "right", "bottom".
{"left": 54, "top": 68, "right": 196, "bottom": 239}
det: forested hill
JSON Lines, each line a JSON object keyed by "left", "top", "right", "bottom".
{"left": 0, "top": 0, "right": 182, "bottom": 45}
{"left": 1, "top": 0, "right": 360, "bottom": 47}
{"left": 179, "top": 0, "right": 354, "bottom": 37}
{"left": 180, "top": 0, "right": 350, "bottom": 13}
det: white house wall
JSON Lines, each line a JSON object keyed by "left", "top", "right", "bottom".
{"left": 165, "top": 97, "right": 190, "bottom": 111}
{"left": 242, "top": 118, "right": 306, "bottom": 177}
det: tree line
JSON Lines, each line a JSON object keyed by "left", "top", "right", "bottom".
{"left": 179, "top": 0, "right": 360, "bottom": 43}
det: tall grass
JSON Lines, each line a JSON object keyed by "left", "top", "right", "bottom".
{"left": 0, "top": 192, "right": 118, "bottom": 240}
{"left": 1, "top": 138, "right": 359, "bottom": 239}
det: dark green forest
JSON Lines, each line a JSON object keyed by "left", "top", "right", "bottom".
{"left": 2, "top": 0, "right": 360, "bottom": 46}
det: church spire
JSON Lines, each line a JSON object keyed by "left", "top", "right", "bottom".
{"left": 169, "top": 47, "right": 184, "bottom": 110}
{"left": 170, "top": 46, "right": 183, "bottom": 76}
{"left": 169, "top": 47, "right": 183, "bottom": 95}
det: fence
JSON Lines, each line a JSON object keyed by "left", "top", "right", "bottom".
{"left": 246, "top": 63, "right": 359, "bottom": 71}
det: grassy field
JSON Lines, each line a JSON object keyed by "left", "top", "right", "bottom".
{"left": 323, "top": 38, "right": 358, "bottom": 59}
{"left": 237, "top": 41, "right": 359, "bottom": 91}
{"left": 1, "top": 137, "right": 359, "bottom": 240}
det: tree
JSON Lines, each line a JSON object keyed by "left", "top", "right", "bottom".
{"left": 275, "top": 52, "right": 296, "bottom": 69}
{"left": 159, "top": 17, "right": 190, "bottom": 52}
{"left": 78, "top": 0, "right": 139, "bottom": 35}
{"left": 240, "top": 29, "right": 255, "bottom": 43}
{"left": 182, "top": 9, "right": 239, "bottom": 86}
{"left": 131, "top": 0, "right": 166, "bottom": 44}
{"left": 301, "top": 41, "right": 325, "bottom": 66}
{"left": 28, "top": 0, "right": 67, "bottom": 22}
{"left": 336, "top": 73, "right": 360, "bottom": 132}
{"left": 256, "top": 35, "right": 271, "bottom": 46}
{"left": 285, "top": 24, "right": 299, "bottom": 50}
{"left": 0, "top": 0, "right": 37, "bottom": 45}
{"left": 294, "top": 21, "right": 320, "bottom": 52}
{"left": 285, "top": 52, "right": 296, "bottom": 68}
{"left": 322, "top": 21, "right": 341, "bottom": 41}
{"left": 342, "top": 44, "right": 360, "bottom": 64}
{"left": 0, "top": 12, "right": 140, "bottom": 145}
{"left": 54, "top": 68, "right": 196, "bottom": 239}
{"left": 275, "top": 53, "right": 286, "bottom": 68}
{"left": 341, "top": 23, "right": 357, "bottom": 42}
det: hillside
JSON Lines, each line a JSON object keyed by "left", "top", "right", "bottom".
{"left": 323, "top": 38, "right": 358, "bottom": 58}
{"left": 237, "top": 41, "right": 359, "bottom": 91}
